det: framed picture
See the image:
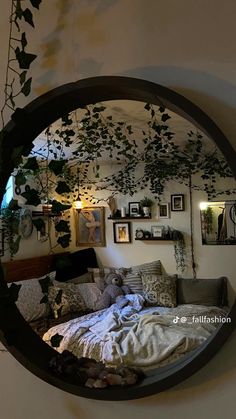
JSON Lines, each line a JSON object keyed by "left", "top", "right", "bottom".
{"left": 151, "top": 225, "right": 163, "bottom": 238}
{"left": 128, "top": 202, "right": 140, "bottom": 217}
{"left": 158, "top": 203, "right": 169, "bottom": 219}
{"left": 75, "top": 207, "right": 106, "bottom": 247}
{"left": 0, "top": 229, "right": 4, "bottom": 256}
{"left": 171, "top": 194, "right": 185, "bottom": 211}
{"left": 113, "top": 222, "right": 131, "bottom": 243}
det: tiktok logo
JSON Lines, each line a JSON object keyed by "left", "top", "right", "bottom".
{"left": 173, "top": 316, "right": 179, "bottom": 324}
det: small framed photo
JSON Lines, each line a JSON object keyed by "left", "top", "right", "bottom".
{"left": 113, "top": 222, "right": 131, "bottom": 243}
{"left": 158, "top": 203, "right": 169, "bottom": 219}
{"left": 128, "top": 202, "right": 140, "bottom": 217}
{"left": 151, "top": 225, "right": 163, "bottom": 238}
{"left": 0, "top": 229, "right": 4, "bottom": 256}
{"left": 75, "top": 207, "right": 106, "bottom": 247}
{"left": 171, "top": 194, "right": 185, "bottom": 211}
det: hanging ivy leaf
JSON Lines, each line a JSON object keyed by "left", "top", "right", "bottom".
{"left": 29, "top": 0, "right": 42, "bottom": 9}
{"left": 9, "top": 92, "right": 15, "bottom": 108}
{"left": 32, "top": 218, "right": 45, "bottom": 231}
{"left": 20, "top": 32, "right": 27, "bottom": 50}
{"left": 40, "top": 295, "right": 48, "bottom": 304}
{"left": 39, "top": 275, "right": 52, "bottom": 294}
{"left": 50, "top": 333, "right": 63, "bottom": 348}
{"left": 55, "top": 181, "right": 71, "bottom": 195}
{"left": 55, "top": 220, "right": 70, "bottom": 233}
{"left": 22, "top": 157, "right": 39, "bottom": 171}
{"left": 48, "top": 160, "right": 66, "bottom": 176}
{"left": 22, "top": 8, "right": 35, "bottom": 27}
{"left": 15, "top": 0, "right": 23, "bottom": 20}
{"left": 21, "top": 188, "right": 41, "bottom": 206}
{"left": 19, "top": 71, "right": 27, "bottom": 85}
{"left": 21, "top": 77, "right": 32, "bottom": 97}
{"left": 161, "top": 113, "right": 171, "bottom": 122}
{"left": 8, "top": 199, "right": 21, "bottom": 211}
{"left": 15, "top": 172, "right": 26, "bottom": 186}
{"left": 57, "top": 234, "right": 71, "bottom": 248}
{"left": 9, "top": 283, "right": 22, "bottom": 303}
{"left": 51, "top": 200, "right": 71, "bottom": 214}
{"left": 15, "top": 47, "right": 37, "bottom": 69}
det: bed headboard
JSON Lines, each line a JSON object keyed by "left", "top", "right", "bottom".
{"left": 2, "top": 254, "right": 56, "bottom": 283}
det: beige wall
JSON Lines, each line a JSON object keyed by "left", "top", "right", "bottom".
{"left": 1, "top": 0, "right": 236, "bottom": 417}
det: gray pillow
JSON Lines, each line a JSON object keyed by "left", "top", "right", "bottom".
{"left": 177, "top": 277, "right": 228, "bottom": 307}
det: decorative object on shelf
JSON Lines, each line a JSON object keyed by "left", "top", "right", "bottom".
{"left": 73, "top": 193, "right": 83, "bottom": 210}
{"left": 113, "top": 222, "right": 131, "bottom": 243}
{"left": 143, "top": 230, "right": 151, "bottom": 239}
{"left": 128, "top": 202, "right": 140, "bottom": 217}
{"left": 135, "top": 228, "right": 144, "bottom": 239}
{"left": 121, "top": 207, "right": 126, "bottom": 218}
{"left": 75, "top": 207, "right": 105, "bottom": 247}
{"left": 0, "top": 229, "right": 4, "bottom": 256}
{"left": 158, "top": 203, "right": 170, "bottom": 219}
{"left": 171, "top": 194, "right": 185, "bottom": 211}
{"left": 172, "top": 230, "right": 186, "bottom": 273}
{"left": 140, "top": 197, "right": 153, "bottom": 217}
{"left": 19, "top": 208, "right": 33, "bottom": 239}
{"left": 114, "top": 209, "right": 121, "bottom": 218}
{"left": 151, "top": 225, "right": 163, "bottom": 238}
{"left": 107, "top": 196, "right": 116, "bottom": 217}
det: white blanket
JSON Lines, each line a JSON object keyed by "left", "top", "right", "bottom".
{"left": 43, "top": 295, "right": 227, "bottom": 369}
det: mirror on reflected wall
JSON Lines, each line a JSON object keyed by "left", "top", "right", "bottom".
{"left": 200, "top": 201, "right": 236, "bottom": 245}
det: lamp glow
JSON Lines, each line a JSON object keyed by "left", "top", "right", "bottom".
{"left": 199, "top": 202, "right": 208, "bottom": 210}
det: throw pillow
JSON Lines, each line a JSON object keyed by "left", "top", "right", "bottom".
{"left": 9, "top": 271, "right": 56, "bottom": 322}
{"left": 141, "top": 274, "right": 177, "bottom": 307}
{"left": 48, "top": 282, "right": 86, "bottom": 318}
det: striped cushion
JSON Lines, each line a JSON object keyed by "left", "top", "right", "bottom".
{"left": 123, "top": 272, "right": 143, "bottom": 294}
{"left": 131, "top": 260, "right": 162, "bottom": 276}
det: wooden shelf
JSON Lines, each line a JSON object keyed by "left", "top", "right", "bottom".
{"left": 108, "top": 216, "right": 151, "bottom": 220}
{"left": 135, "top": 237, "right": 173, "bottom": 241}
{"left": 32, "top": 211, "right": 61, "bottom": 217}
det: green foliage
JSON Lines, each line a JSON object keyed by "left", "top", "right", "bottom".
{"left": 9, "top": 282, "right": 22, "bottom": 302}
{"left": 0, "top": 206, "right": 21, "bottom": 259}
{"left": 48, "top": 160, "right": 67, "bottom": 176}
{"left": 32, "top": 218, "right": 45, "bottom": 231}
{"left": 172, "top": 230, "right": 186, "bottom": 273}
{"left": 55, "top": 220, "right": 70, "bottom": 233}
{"left": 21, "top": 188, "right": 41, "bottom": 206}
{"left": 51, "top": 200, "right": 71, "bottom": 214}
{"left": 57, "top": 234, "right": 71, "bottom": 248}
{"left": 55, "top": 181, "right": 71, "bottom": 195}
{"left": 50, "top": 333, "right": 64, "bottom": 348}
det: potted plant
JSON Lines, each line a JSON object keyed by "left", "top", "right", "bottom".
{"left": 140, "top": 197, "right": 154, "bottom": 217}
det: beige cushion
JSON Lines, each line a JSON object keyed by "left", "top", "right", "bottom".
{"left": 141, "top": 274, "right": 177, "bottom": 307}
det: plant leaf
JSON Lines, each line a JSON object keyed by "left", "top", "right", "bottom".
{"left": 22, "top": 157, "right": 39, "bottom": 171}
{"left": 11, "top": 236, "right": 21, "bottom": 255}
{"left": 39, "top": 275, "right": 52, "bottom": 294}
{"left": 21, "top": 32, "right": 27, "bottom": 50}
{"left": 55, "top": 220, "right": 70, "bottom": 233}
{"left": 21, "top": 77, "right": 32, "bottom": 96}
{"left": 15, "top": 48, "right": 37, "bottom": 69}
{"left": 21, "top": 188, "right": 41, "bottom": 206}
{"left": 9, "top": 283, "right": 22, "bottom": 302}
{"left": 29, "top": 0, "right": 42, "bottom": 9}
{"left": 15, "top": 172, "right": 26, "bottom": 186}
{"left": 19, "top": 71, "right": 27, "bottom": 85}
{"left": 32, "top": 218, "right": 45, "bottom": 231}
{"left": 22, "top": 8, "right": 34, "bottom": 27}
{"left": 48, "top": 160, "right": 66, "bottom": 176}
{"left": 50, "top": 333, "right": 63, "bottom": 348}
{"left": 57, "top": 233, "right": 71, "bottom": 248}
{"left": 55, "top": 181, "right": 71, "bottom": 195}
{"left": 51, "top": 200, "right": 71, "bottom": 213}
{"left": 40, "top": 295, "right": 48, "bottom": 304}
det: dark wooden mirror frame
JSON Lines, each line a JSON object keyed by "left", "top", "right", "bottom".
{"left": 0, "top": 76, "right": 236, "bottom": 400}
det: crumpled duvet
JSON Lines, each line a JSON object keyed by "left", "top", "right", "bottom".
{"left": 43, "top": 294, "right": 228, "bottom": 369}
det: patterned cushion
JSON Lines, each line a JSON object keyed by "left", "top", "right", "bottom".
{"left": 76, "top": 283, "right": 102, "bottom": 310}
{"left": 123, "top": 260, "right": 162, "bottom": 294}
{"left": 141, "top": 274, "right": 177, "bottom": 307}
{"left": 48, "top": 282, "right": 86, "bottom": 318}
{"left": 10, "top": 271, "right": 56, "bottom": 322}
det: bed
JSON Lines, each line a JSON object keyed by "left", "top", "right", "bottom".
{"left": 3, "top": 250, "right": 229, "bottom": 372}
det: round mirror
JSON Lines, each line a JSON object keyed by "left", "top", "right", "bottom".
{"left": 0, "top": 76, "right": 236, "bottom": 400}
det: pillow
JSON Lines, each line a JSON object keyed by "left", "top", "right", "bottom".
{"left": 123, "top": 272, "right": 143, "bottom": 294}
{"left": 52, "top": 248, "right": 98, "bottom": 282}
{"left": 141, "top": 274, "right": 177, "bottom": 307}
{"left": 177, "top": 277, "right": 228, "bottom": 307}
{"left": 67, "top": 272, "right": 93, "bottom": 284}
{"left": 76, "top": 283, "right": 102, "bottom": 310}
{"left": 123, "top": 260, "right": 162, "bottom": 294}
{"left": 48, "top": 282, "right": 86, "bottom": 318}
{"left": 9, "top": 271, "right": 56, "bottom": 322}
